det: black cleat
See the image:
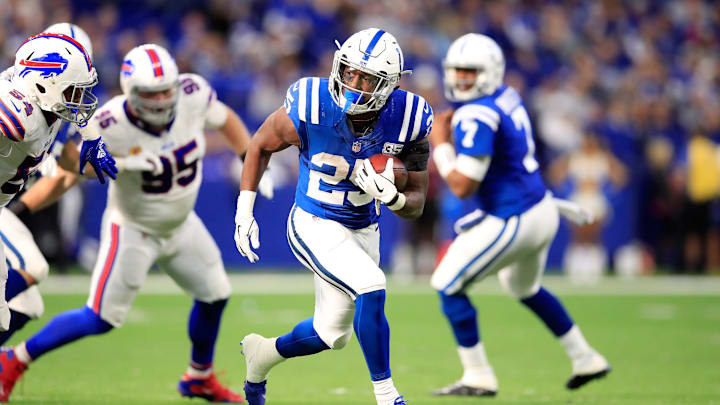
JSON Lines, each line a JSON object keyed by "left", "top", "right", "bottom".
{"left": 566, "top": 366, "right": 611, "bottom": 390}
{"left": 433, "top": 381, "right": 497, "bottom": 397}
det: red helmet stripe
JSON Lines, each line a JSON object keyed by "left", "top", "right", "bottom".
{"left": 145, "top": 48, "right": 164, "bottom": 77}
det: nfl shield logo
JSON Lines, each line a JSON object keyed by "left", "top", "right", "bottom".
{"left": 352, "top": 141, "right": 362, "bottom": 153}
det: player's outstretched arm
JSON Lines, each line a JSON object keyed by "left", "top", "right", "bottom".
{"left": 215, "top": 102, "right": 252, "bottom": 156}
{"left": 235, "top": 107, "right": 299, "bottom": 262}
{"left": 10, "top": 167, "right": 81, "bottom": 214}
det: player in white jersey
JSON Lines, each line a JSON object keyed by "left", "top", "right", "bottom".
{"left": 0, "top": 31, "right": 115, "bottom": 336}
{"left": 429, "top": 33, "right": 610, "bottom": 397}
{"left": 0, "top": 43, "right": 258, "bottom": 403}
{"left": 0, "top": 23, "right": 98, "bottom": 346}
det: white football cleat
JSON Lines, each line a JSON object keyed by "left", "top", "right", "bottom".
{"left": 241, "top": 333, "right": 285, "bottom": 384}
{"left": 567, "top": 350, "right": 611, "bottom": 389}
{"left": 433, "top": 366, "right": 498, "bottom": 396}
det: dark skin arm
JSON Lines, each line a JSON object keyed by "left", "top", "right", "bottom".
{"left": 428, "top": 109, "right": 482, "bottom": 199}
{"left": 393, "top": 138, "right": 430, "bottom": 219}
{"left": 241, "top": 106, "right": 299, "bottom": 191}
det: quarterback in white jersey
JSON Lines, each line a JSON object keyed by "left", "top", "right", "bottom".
{"left": 0, "top": 44, "right": 254, "bottom": 403}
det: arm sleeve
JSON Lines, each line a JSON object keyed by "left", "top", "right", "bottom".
{"left": 204, "top": 88, "right": 228, "bottom": 129}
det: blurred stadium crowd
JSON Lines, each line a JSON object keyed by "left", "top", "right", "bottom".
{"left": 1, "top": 0, "right": 719, "bottom": 275}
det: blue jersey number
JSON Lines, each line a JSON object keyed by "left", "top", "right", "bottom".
{"left": 306, "top": 153, "right": 373, "bottom": 207}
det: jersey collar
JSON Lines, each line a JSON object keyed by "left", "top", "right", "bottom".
{"left": 123, "top": 100, "right": 174, "bottom": 137}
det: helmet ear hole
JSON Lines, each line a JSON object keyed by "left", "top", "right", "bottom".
{"left": 36, "top": 84, "right": 46, "bottom": 94}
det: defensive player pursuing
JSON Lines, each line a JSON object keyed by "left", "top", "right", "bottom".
{"left": 234, "top": 28, "right": 433, "bottom": 405}
{"left": 0, "top": 31, "right": 115, "bottom": 334}
{"left": 428, "top": 33, "right": 610, "bottom": 396}
{"left": 0, "top": 22, "right": 98, "bottom": 345}
{"left": 0, "top": 43, "right": 254, "bottom": 402}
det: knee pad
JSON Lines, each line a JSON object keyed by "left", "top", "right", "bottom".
{"left": 498, "top": 268, "right": 540, "bottom": 300}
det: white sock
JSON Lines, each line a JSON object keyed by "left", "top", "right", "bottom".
{"left": 559, "top": 325, "right": 593, "bottom": 360}
{"left": 373, "top": 377, "right": 400, "bottom": 405}
{"left": 14, "top": 342, "right": 32, "bottom": 364}
{"left": 458, "top": 342, "right": 490, "bottom": 373}
{"left": 186, "top": 364, "right": 212, "bottom": 378}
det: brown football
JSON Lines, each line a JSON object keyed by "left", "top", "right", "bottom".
{"left": 368, "top": 154, "right": 408, "bottom": 192}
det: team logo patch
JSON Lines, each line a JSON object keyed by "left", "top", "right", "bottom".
{"left": 352, "top": 141, "right": 362, "bottom": 153}
{"left": 18, "top": 52, "right": 68, "bottom": 78}
{"left": 121, "top": 59, "right": 135, "bottom": 76}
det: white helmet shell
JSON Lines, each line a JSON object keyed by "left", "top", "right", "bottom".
{"left": 329, "top": 28, "right": 406, "bottom": 115}
{"left": 14, "top": 33, "right": 98, "bottom": 125}
{"left": 44, "top": 23, "right": 94, "bottom": 60}
{"left": 443, "top": 33, "right": 505, "bottom": 102}
{"left": 119, "top": 44, "right": 179, "bottom": 127}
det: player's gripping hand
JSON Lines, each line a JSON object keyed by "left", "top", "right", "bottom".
{"left": 79, "top": 138, "right": 118, "bottom": 184}
{"left": 117, "top": 151, "right": 163, "bottom": 175}
{"left": 356, "top": 158, "right": 398, "bottom": 205}
{"left": 554, "top": 197, "right": 595, "bottom": 226}
{"left": 235, "top": 190, "right": 260, "bottom": 263}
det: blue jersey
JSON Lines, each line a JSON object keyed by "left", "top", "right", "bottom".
{"left": 286, "top": 77, "right": 433, "bottom": 229}
{"left": 452, "top": 85, "right": 545, "bottom": 218}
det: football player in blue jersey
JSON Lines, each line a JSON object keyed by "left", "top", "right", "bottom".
{"left": 234, "top": 28, "right": 433, "bottom": 405}
{"left": 428, "top": 34, "right": 610, "bottom": 396}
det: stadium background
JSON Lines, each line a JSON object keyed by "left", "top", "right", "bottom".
{"left": 2, "top": 0, "right": 720, "bottom": 275}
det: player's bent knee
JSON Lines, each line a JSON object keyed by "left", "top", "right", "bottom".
{"left": 498, "top": 270, "right": 540, "bottom": 300}
{"left": 325, "top": 331, "right": 352, "bottom": 350}
{"left": 314, "top": 322, "right": 353, "bottom": 350}
{"left": 82, "top": 307, "right": 115, "bottom": 334}
{"left": 24, "top": 255, "right": 49, "bottom": 283}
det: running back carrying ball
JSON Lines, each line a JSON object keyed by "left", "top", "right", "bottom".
{"left": 368, "top": 154, "right": 408, "bottom": 192}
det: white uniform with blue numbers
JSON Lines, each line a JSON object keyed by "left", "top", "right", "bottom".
{"left": 84, "top": 73, "right": 231, "bottom": 327}
{"left": 431, "top": 85, "right": 559, "bottom": 298}
{"left": 284, "top": 77, "right": 432, "bottom": 345}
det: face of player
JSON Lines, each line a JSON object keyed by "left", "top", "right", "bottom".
{"left": 340, "top": 65, "right": 381, "bottom": 103}
{"left": 453, "top": 68, "right": 478, "bottom": 91}
{"left": 129, "top": 86, "right": 178, "bottom": 127}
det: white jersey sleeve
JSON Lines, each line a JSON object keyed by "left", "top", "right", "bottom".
{"left": 178, "top": 73, "right": 227, "bottom": 129}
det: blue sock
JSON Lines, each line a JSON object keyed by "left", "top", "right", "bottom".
{"left": 0, "top": 310, "right": 31, "bottom": 345}
{"left": 276, "top": 317, "right": 330, "bottom": 358}
{"left": 439, "top": 292, "right": 479, "bottom": 347}
{"left": 353, "top": 290, "right": 391, "bottom": 381}
{"left": 188, "top": 299, "right": 227, "bottom": 367}
{"left": 520, "top": 287, "right": 574, "bottom": 337}
{"left": 25, "top": 307, "right": 112, "bottom": 360}
{"left": 5, "top": 268, "right": 29, "bottom": 302}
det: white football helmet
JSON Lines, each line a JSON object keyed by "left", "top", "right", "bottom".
{"left": 329, "top": 28, "right": 408, "bottom": 115}
{"left": 119, "top": 44, "right": 179, "bottom": 127}
{"left": 443, "top": 33, "right": 505, "bottom": 102}
{"left": 14, "top": 33, "right": 98, "bottom": 125}
{"left": 45, "top": 23, "right": 94, "bottom": 60}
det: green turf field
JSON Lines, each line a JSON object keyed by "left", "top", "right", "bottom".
{"left": 4, "top": 275, "right": 720, "bottom": 404}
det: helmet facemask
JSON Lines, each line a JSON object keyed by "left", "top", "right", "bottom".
{"left": 127, "top": 81, "right": 179, "bottom": 127}
{"left": 330, "top": 52, "right": 398, "bottom": 115}
{"left": 443, "top": 64, "right": 488, "bottom": 102}
{"left": 53, "top": 72, "right": 98, "bottom": 126}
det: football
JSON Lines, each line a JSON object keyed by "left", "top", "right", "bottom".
{"left": 368, "top": 154, "right": 408, "bottom": 192}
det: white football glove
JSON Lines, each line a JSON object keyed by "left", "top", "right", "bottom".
{"left": 355, "top": 158, "right": 406, "bottom": 214}
{"left": 37, "top": 155, "right": 59, "bottom": 178}
{"left": 116, "top": 151, "right": 163, "bottom": 175}
{"left": 234, "top": 190, "right": 260, "bottom": 263}
{"left": 554, "top": 197, "right": 595, "bottom": 226}
{"left": 258, "top": 170, "right": 275, "bottom": 200}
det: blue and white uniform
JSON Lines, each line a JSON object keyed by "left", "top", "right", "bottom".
{"left": 284, "top": 76, "right": 431, "bottom": 344}
{"left": 431, "top": 85, "right": 559, "bottom": 297}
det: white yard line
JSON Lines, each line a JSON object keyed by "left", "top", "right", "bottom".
{"left": 37, "top": 272, "right": 720, "bottom": 296}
